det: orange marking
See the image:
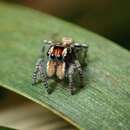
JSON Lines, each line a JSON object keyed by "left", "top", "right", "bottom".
{"left": 52, "top": 47, "right": 64, "bottom": 57}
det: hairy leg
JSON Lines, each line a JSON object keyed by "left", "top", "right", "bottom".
{"left": 74, "top": 60, "right": 84, "bottom": 87}
{"left": 32, "top": 58, "right": 43, "bottom": 85}
{"left": 32, "top": 58, "right": 49, "bottom": 93}
{"left": 67, "top": 64, "right": 76, "bottom": 95}
{"left": 74, "top": 43, "right": 88, "bottom": 66}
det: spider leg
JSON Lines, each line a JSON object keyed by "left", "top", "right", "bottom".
{"left": 74, "top": 43, "right": 88, "bottom": 48}
{"left": 74, "top": 60, "right": 84, "bottom": 88}
{"left": 39, "top": 65, "right": 49, "bottom": 93}
{"left": 32, "top": 58, "right": 49, "bottom": 93}
{"left": 74, "top": 43, "right": 88, "bottom": 66}
{"left": 67, "top": 64, "right": 76, "bottom": 95}
{"left": 32, "top": 58, "right": 43, "bottom": 85}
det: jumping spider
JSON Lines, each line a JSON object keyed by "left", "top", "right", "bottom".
{"left": 32, "top": 37, "right": 88, "bottom": 95}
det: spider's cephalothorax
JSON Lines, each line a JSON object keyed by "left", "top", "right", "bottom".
{"left": 32, "top": 37, "right": 88, "bottom": 95}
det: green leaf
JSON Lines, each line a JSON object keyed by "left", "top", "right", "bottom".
{"left": 0, "top": 2, "right": 130, "bottom": 130}
{"left": 0, "top": 126, "right": 16, "bottom": 130}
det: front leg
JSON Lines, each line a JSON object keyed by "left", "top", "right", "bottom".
{"left": 67, "top": 64, "right": 76, "bottom": 95}
{"left": 32, "top": 58, "right": 49, "bottom": 93}
{"left": 39, "top": 65, "right": 50, "bottom": 94}
{"left": 32, "top": 58, "right": 43, "bottom": 85}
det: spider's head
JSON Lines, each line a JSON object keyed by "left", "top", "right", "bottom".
{"left": 47, "top": 37, "right": 74, "bottom": 61}
{"left": 47, "top": 45, "right": 66, "bottom": 61}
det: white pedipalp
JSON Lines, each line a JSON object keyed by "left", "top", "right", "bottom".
{"left": 48, "top": 46, "right": 54, "bottom": 55}
{"left": 62, "top": 48, "right": 68, "bottom": 57}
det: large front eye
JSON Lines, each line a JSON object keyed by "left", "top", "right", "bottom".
{"left": 57, "top": 55, "right": 63, "bottom": 60}
{"left": 50, "top": 54, "right": 55, "bottom": 59}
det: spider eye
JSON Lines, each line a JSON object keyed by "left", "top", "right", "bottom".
{"left": 50, "top": 54, "right": 55, "bottom": 59}
{"left": 57, "top": 55, "right": 63, "bottom": 60}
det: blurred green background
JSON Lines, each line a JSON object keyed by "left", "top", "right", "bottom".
{"left": 1, "top": 0, "right": 130, "bottom": 49}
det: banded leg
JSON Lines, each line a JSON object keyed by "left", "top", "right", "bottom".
{"left": 68, "top": 64, "right": 76, "bottom": 95}
{"left": 74, "top": 60, "right": 84, "bottom": 87}
{"left": 83, "top": 44, "right": 88, "bottom": 66}
{"left": 32, "top": 58, "right": 43, "bottom": 85}
{"left": 32, "top": 58, "right": 49, "bottom": 92}
{"left": 39, "top": 66, "right": 49, "bottom": 93}
{"left": 74, "top": 43, "right": 88, "bottom": 66}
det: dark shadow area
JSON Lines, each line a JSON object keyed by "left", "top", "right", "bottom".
{"left": 1, "top": 0, "right": 130, "bottom": 50}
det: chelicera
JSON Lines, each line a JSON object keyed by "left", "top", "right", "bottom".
{"left": 32, "top": 37, "right": 88, "bottom": 95}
